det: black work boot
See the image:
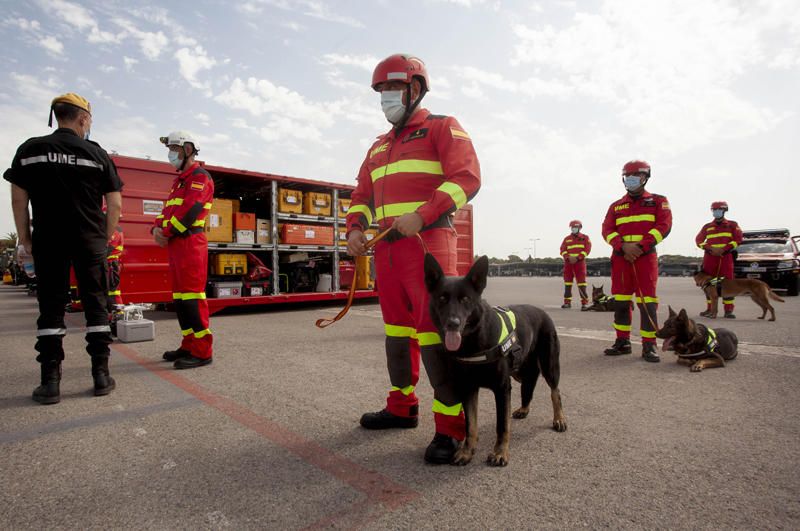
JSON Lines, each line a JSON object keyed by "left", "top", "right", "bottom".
{"left": 699, "top": 310, "right": 713, "bottom": 318}
{"left": 360, "top": 408, "right": 418, "bottom": 430}
{"left": 424, "top": 433, "right": 459, "bottom": 464}
{"left": 580, "top": 304, "right": 589, "bottom": 311}
{"left": 163, "top": 348, "right": 191, "bottom": 362}
{"left": 33, "top": 361, "right": 61, "bottom": 405}
{"left": 91, "top": 357, "right": 116, "bottom": 396}
{"left": 642, "top": 342, "right": 660, "bottom": 363}
{"left": 724, "top": 312, "right": 736, "bottom": 319}
{"left": 604, "top": 338, "right": 632, "bottom": 356}
{"left": 174, "top": 355, "right": 213, "bottom": 370}
{"left": 561, "top": 303, "right": 571, "bottom": 309}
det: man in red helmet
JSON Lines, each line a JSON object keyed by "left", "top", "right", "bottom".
{"left": 346, "top": 54, "right": 481, "bottom": 464}
{"left": 695, "top": 201, "right": 743, "bottom": 318}
{"left": 152, "top": 131, "right": 215, "bottom": 369}
{"left": 560, "top": 220, "right": 592, "bottom": 310}
{"left": 601, "top": 160, "right": 672, "bottom": 362}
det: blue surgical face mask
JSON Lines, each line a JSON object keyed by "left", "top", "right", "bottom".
{"left": 712, "top": 209, "right": 725, "bottom": 219}
{"left": 83, "top": 128, "right": 91, "bottom": 141}
{"left": 380, "top": 90, "right": 405, "bottom": 124}
{"left": 571, "top": 227, "right": 580, "bottom": 234}
{"left": 623, "top": 175, "right": 642, "bottom": 192}
{"left": 168, "top": 150, "right": 182, "bottom": 169}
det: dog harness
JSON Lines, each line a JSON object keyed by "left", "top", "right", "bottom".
{"left": 677, "top": 324, "right": 725, "bottom": 364}
{"left": 701, "top": 277, "right": 725, "bottom": 297}
{"left": 454, "top": 307, "right": 519, "bottom": 365}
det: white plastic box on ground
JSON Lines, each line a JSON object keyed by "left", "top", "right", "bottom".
{"left": 117, "top": 319, "right": 155, "bottom": 343}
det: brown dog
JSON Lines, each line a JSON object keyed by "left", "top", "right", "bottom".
{"left": 693, "top": 271, "right": 784, "bottom": 321}
{"left": 656, "top": 307, "right": 738, "bottom": 371}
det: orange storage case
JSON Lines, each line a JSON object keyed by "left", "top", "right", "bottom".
{"left": 280, "top": 224, "right": 334, "bottom": 246}
{"left": 233, "top": 212, "right": 256, "bottom": 231}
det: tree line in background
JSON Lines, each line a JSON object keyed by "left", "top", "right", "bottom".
{"left": 485, "top": 254, "right": 699, "bottom": 265}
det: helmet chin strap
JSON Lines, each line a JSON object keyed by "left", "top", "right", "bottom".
{"left": 393, "top": 84, "right": 427, "bottom": 132}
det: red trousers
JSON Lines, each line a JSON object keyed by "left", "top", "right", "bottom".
{"left": 562, "top": 259, "right": 588, "bottom": 304}
{"left": 610, "top": 253, "right": 659, "bottom": 344}
{"left": 374, "top": 228, "right": 465, "bottom": 440}
{"left": 702, "top": 253, "right": 736, "bottom": 312}
{"left": 168, "top": 233, "right": 212, "bottom": 359}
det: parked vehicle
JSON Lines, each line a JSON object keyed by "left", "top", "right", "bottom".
{"left": 734, "top": 229, "right": 800, "bottom": 296}
{"left": 112, "top": 155, "right": 474, "bottom": 314}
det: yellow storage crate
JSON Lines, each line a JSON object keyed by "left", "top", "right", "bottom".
{"left": 355, "top": 255, "right": 375, "bottom": 290}
{"left": 211, "top": 253, "right": 247, "bottom": 276}
{"left": 278, "top": 188, "right": 303, "bottom": 214}
{"left": 338, "top": 198, "right": 351, "bottom": 218}
{"left": 204, "top": 198, "right": 234, "bottom": 243}
{"left": 303, "top": 192, "right": 332, "bottom": 216}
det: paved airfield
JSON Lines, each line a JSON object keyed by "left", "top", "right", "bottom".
{"left": 1, "top": 276, "right": 799, "bottom": 530}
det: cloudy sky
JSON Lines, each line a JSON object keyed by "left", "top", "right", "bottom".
{"left": 1, "top": 0, "right": 798, "bottom": 258}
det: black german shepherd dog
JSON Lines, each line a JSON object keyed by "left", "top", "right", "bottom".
{"left": 424, "top": 254, "right": 567, "bottom": 467}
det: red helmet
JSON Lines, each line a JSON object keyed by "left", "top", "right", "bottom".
{"left": 622, "top": 160, "right": 651, "bottom": 177}
{"left": 711, "top": 201, "right": 728, "bottom": 211}
{"left": 569, "top": 220, "right": 582, "bottom": 228}
{"left": 372, "top": 54, "right": 429, "bottom": 92}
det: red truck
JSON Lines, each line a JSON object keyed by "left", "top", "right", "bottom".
{"left": 111, "top": 155, "right": 474, "bottom": 315}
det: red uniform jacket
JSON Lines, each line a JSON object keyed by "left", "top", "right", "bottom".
{"left": 154, "top": 162, "right": 214, "bottom": 239}
{"left": 560, "top": 232, "right": 591, "bottom": 260}
{"left": 346, "top": 109, "right": 481, "bottom": 235}
{"left": 602, "top": 191, "right": 672, "bottom": 254}
{"left": 107, "top": 229, "right": 123, "bottom": 262}
{"left": 695, "top": 219, "right": 742, "bottom": 254}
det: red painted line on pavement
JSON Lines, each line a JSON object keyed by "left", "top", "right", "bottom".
{"left": 110, "top": 342, "right": 419, "bottom": 525}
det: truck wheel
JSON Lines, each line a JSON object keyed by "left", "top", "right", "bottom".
{"left": 787, "top": 276, "right": 799, "bottom": 297}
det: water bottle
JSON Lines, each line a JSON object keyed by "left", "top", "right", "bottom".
{"left": 17, "top": 245, "right": 35, "bottom": 278}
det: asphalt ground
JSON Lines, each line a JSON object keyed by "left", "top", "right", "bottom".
{"left": 1, "top": 276, "right": 798, "bottom": 530}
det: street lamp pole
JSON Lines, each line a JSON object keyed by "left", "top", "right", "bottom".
{"left": 530, "top": 238, "right": 541, "bottom": 259}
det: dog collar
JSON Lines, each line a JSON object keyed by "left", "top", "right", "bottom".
{"left": 676, "top": 324, "right": 720, "bottom": 359}
{"left": 455, "top": 307, "right": 518, "bottom": 364}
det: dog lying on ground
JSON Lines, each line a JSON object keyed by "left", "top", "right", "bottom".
{"left": 693, "top": 271, "right": 784, "bottom": 321}
{"left": 656, "top": 306, "right": 738, "bottom": 372}
{"left": 424, "top": 254, "right": 566, "bottom": 467}
{"left": 584, "top": 285, "right": 615, "bottom": 312}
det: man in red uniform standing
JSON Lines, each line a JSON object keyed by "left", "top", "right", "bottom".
{"left": 560, "top": 220, "right": 592, "bottom": 310}
{"left": 695, "top": 201, "right": 743, "bottom": 318}
{"left": 602, "top": 160, "right": 672, "bottom": 362}
{"left": 346, "top": 54, "right": 481, "bottom": 464}
{"left": 152, "top": 131, "right": 214, "bottom": 369}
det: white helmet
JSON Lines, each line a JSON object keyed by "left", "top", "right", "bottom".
{"left": 159, "top": 130, "right": 198, "bottom": 151}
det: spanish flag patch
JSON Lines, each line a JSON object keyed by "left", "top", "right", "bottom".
{"left": 191, "top": 181, "right": 205, "bottom": 191}
{"left": 450, "top": 127, "right": 471, "bottom": 141}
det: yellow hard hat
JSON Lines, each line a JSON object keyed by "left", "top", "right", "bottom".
{"left": 49, "top": 92, "right": 92, "bottom": 127}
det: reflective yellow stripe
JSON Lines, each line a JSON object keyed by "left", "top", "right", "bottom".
{"left": 107, "top": 254, "right": 121, "bottom": 260}
{"left": 635, "top": 296, "right": 660, "bottom": 304}
{"left": 115, "top": 245, "right": 123, "bottom": 251}
{"left": 166, "top": 198, "right": 184, "bottom": 207}
{"left": 567, "top": 244, "right": 585, "bottom": 249}
{"left": 649, "top": 228, "right": 664, "bottom": 243}
{"left": 194, "top": 329, "right": 212, "bottom": 339}
{"left": 417, "top": 332, "right": 442, "bottom": 346}
{"left": 580, "top": 251, "right": 588, "bottom": 257}
{"left": 181, "top": 328, "right": 194, "bottom": 337}
{"left": 722, "top": 299, "right": 735, "bottom": 304}
{"left": 605, "top": 232, "right": 620, "bottom": 243}
{"left": 375, "top": 201, "right": 425, "bottom": 221}
{"left": 613, "top": 294, "right": 633, "bottom": 301}
{"left": 203, "top": 202, "right": 212, "bottom": 209}
{"left": 616, "top": 214, "right": 655, "bottom": 225}
{"left": 173, "top": 292, "right": 207, "bottom": 300}
{"left": 622, "top": 235, "right": 643, "bottom": 242}
{"left": 108, "top": 290, "right": 121, "bottom": 296}
{"left": 613, "top": 322, "right": 632, "bottom": 332}
{"left": 156, "top": 215, "right": 164, "bottom": 220}
{"left": 432, "top": 399, "right": 462, "bottom": 416}
{"left": 391, "top": 385, "right": 415, "bottom": 396}
{"left": 730, "top": 241, "right": 739, "bottom": 249}
{"left": 162, "top": 220, "right": 169, "bottom": 228}
{"left": 192, "top": 219, "right": 205, "bottom": 227}
{"left": 706, "top": 232, "right": 732, "bottom": 239}
{"left": 561, "top": 251, "right": 569, "bottom": 256}
{"left": 564, "top": 282, "right": 573, "bottom": 286}
{"left": 577, "top": 283, "right": 587, "bottom": 286}
{"left": 370, "top": 159, "right": 443, "bottom": 182}
{"left": 348, "top": 204, "right": 374, "bottom": 226}
{"left": 384, "top": 324, "right": 415, "bottom": 338}
{"left": 437, "top": 182, "right": 467, "bottom": 209}
{"left": 170, "top": 216, "right": 187, "bottom": 233}
{"left": 710, "top": 243, "right": 727, "bottom": 248}
{"left": 640, "top": 330, "right": 657, "bottom": 339}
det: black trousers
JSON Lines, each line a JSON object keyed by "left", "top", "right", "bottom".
{"left": 33, "top": 240, "right": 112, "bottom": 363}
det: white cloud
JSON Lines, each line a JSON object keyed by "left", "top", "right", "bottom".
{"left": 39, "top": 35, "right": 64, "bottom": 55}
{"left": 99, "top": 65, "right": 117, "bottom": 73}
{"left": 4, "top": 17, "right": 41, "bottom": 32}
{"left": 36, "top": 0, "right": 121, "bottom": 44}
{"left": 174, "top": 46, "right": 218, "bottom": 92}
{"left": 282, "top": 21, "right": 304, "bottom": 31}
{"left": 320, "top": 53, "right": 378, "bottom": 71}
{"left": 245, "top": 0, "right": 364, "bottom": 27}
{"left": 123, "top": 56, "right": 139, "bottom": 71}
